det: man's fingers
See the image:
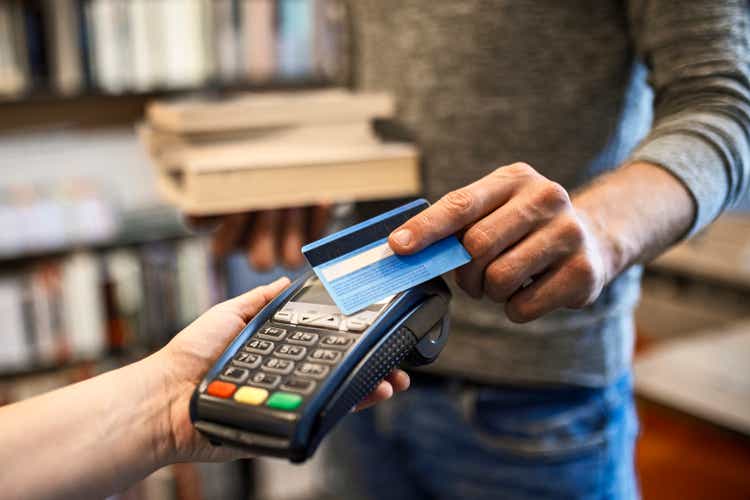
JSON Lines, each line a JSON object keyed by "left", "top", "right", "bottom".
{"left": 184, "top": 215, "right": 222, "bottom": 231}
{"left": 455, "top": 198, "right": 546, "bottom": 297}
{"left": 281, "top": 207, "right": 306, "bottom": 268}
{"left": 222, "top": 277, "right": 291, "bottom": 322}
{"left": 212, "top": 213, "right": 250, "bottom": 258}
{"left": 308, "top": 203, "right": 332, "bottom": 240}
{"left": 482, "top": 222, "right": 575, "bottom": 303}
{"left": 504, "top": 265, "right": 574, "bottom": 323}
{"left": 248, "top": 210, "right": 280, "bottom": 270}
{"left": 388, "top": 171, "right": 517, "bottom": 255}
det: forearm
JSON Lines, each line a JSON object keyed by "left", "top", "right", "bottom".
{"left": 0, "top": 354, "right": 174, "bottom": 500}
{"left": 573, "top": 161, "right": 696, "bottom": 284}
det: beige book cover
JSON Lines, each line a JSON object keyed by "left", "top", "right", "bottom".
{"left": 152, "top": 141, "right": 420, "bottom": 215}
{"left": 243, "top": 0, "right": 276, "bottom": 82}
{"left": 146, "top": 89, "right": 395, "bottom": 133}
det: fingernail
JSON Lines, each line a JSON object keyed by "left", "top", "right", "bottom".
{"left": 391, "top": 229, "right": 412, "bottom": 247}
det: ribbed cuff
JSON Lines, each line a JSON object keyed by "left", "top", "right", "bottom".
{"left": 628, "top": 131, "right": 730, "bottom": 238}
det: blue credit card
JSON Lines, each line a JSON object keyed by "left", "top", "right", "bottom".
{"left": 301, "top": 199, "right": 472, "bottom": 315}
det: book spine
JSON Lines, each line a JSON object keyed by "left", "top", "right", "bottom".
{"left": 45, "top": 0, "right": 83, "bottom": 95}
{"left": 0, "top": 2, "right": 27, "bottom": 96}
{"left": 242, "top": 0, "right": 276, "bottom": 82}
{"left": 62, "top": 251, "right": 106, "bottom": 360}
{"left": 0, "top": 276, "right": 32, "bottom": 371}
{"left": 277, "top": 0, "right": 313, "bottom": 79}
{"left": 213, "top": 0, "right": 241, "bottom": 84}
{"left": 162, "top": 0, "right": 208, "bottom": 89}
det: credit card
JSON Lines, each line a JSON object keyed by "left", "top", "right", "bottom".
{"left": 302, "top": 199, "right": 472, "bottom": 315}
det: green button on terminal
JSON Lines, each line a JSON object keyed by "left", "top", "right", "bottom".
{"left": 266, "top": 392, "right": 303, "bottom": 411}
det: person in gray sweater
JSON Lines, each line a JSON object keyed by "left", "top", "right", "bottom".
{"left": 208, "top": 1, "right": 750, "bottom": 498}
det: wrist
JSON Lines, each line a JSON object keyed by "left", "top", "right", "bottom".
{"left": 573, "top": 201, "right": 630, "bottom": 286}
{"left": 135, "top": 351, "right": 184, "bottom": 468}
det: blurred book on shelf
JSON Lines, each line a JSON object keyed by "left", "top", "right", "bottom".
{"left": 635, "top": 320, "right": 750, "bottom": 436}
{"left": 0, "top": 180, "right": 118, "bottom": 258}
{"left": 140, "top": 89, "right": 421, "bottom": 215}
{"left": 0, "top": 0, "right": 345, "bottom": 100}
{"left": 0, "top": 236, "right": 222, "bottom": 375}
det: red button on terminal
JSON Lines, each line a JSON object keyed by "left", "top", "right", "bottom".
{"left": 206, "top": 380, "right": 236, "bottom": 398}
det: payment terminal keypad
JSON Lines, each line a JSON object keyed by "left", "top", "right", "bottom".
{"left": 208, "top": 311, "right": 373, "bottom": 413}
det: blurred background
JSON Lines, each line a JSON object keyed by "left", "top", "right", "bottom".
{"left": 0, "top": 1, "right": 748, "bottom": 499}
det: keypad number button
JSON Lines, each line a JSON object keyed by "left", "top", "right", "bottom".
{"left": 288, "top": 331, "right": 318, "bottom": 346}
{"left": 249, "top": 372, "right": 281, "bottom": 389}
{"left": 321, "top": 335, "right": 352, "bottom": 349}
{"left": 257, "top": 327, "right": 287, "bottom": 341}
{"left": 309, "top": 349, "right": 342, "bottom": 364}
{"left": 262, "top": 357, "right": 294, "bottom": 375}
{"left": 246, "top": 339, "right": 274, "bottom": 355}
{"left": 294, "top": 363, "right": 329, "bottom": 380}
{"left": 233, "top": 352, "right": 262, "bottom": 369}
{"left": 275, "top": 344, "right": 307, "bottom": 360}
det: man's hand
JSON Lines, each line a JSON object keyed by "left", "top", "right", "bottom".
{"left": 155, "top": 277, "right": 409, "bottom": 463}
{"left": 190, "top": 205, "right": 331, "bottom": 270}
{"left": 388, "top": 163, "right": 615, "bottom": 323}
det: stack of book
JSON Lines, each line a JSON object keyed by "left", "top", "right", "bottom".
{"left": 0, "top": 0, "right": 343, "bottom": 99}
{"left": 141, "top": 89, "right": 421, "bottom": 215}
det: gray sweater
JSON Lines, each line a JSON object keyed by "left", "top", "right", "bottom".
{"left": 347, "top": 0, "right": 750, "bottom": 386}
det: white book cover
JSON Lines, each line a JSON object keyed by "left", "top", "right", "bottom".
{"left": 162, "top": 0, "right": 208, "bottom": 89}
{"left": 106, "top": 249, "right": 143, "bottom": 316}
{"left": 0, "top": 277, "right": 31, "bottom": 371}
{"left": 176, "top": 238, "right": 212, "bottom": 325}
{"left": 129, "top": 0, "right": 157, "bottom": 91}
{"left": 91, "top": 0, "right": 125, "bottom": 93}
{"left": 62, "top": 252, "right": 106, "bottom": 360}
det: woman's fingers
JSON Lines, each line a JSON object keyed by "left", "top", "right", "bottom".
{"left": 219, "top": 277, "right": 291, "bottom": 322}
{"left": 353, "top": 369, "right": 411, "bottom": 412}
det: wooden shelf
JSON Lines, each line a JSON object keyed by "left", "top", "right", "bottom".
{"left": 0, "top": 79, "right": 331, "bottom": 131}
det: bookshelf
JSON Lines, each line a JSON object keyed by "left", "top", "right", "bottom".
{"left": 0, "top": 1, "right": 346, "bottom": 498}
{"left": 0, "top": 0, "right": 344, "bottom": 103}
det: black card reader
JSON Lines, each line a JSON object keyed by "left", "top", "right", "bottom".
{"left": 190, "top": 270, "right": 451, "bottom": 463}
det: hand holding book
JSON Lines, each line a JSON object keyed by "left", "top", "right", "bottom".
{"left": 187, "top": 204, "right": 331, "bottom": 270}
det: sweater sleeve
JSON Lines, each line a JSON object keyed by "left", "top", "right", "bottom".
{"left": 627, "top": 0, "right": 750, "bottom": 236}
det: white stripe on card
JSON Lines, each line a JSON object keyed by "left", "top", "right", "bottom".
{"left": 321, "top": 241, "right": 394, "bottom": 282}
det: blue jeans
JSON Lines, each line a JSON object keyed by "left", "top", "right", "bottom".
{"left": 323, "top": 374, "right": 639, "bottom": 500}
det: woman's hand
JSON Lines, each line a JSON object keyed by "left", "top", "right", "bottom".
{"left": 152, "top": 277, "right": 410, "bottom": 463}
{"left": 388, "top": 163, "right": 616, "bottom": 323}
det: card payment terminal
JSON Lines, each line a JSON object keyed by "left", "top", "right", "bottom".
{"left": 190, "top": 270, "right": 451, "bottom": 462}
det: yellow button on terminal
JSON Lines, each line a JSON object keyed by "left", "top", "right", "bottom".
{"left": 234, "top": 386, "right": 269, "bottom": 406}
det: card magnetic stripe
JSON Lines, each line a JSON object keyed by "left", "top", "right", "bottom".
{"left": 302, "top": 199, "right": 428, "bottom": 267}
